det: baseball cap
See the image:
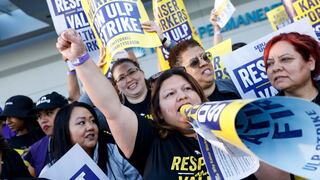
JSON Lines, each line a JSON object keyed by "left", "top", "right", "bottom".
{"left": 1, "top": 95, "right": 35, "bottom": 119}
{"left": 35, "top": 92, "right": 68, "bottom": 111}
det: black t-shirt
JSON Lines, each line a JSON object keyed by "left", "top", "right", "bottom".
{"left": 8, "top": 130, "right": 43, "bottom": 150}
{"left": 129, "top": 117, "right": 208, "bottom": 179}
{"left": 124, "top": 89, "right": 153, "bottom": 120}
{"left": 309, "top": 82, "right": 320, "bottom": 105}
{"left": 277, "top": 84, "right": 320, "bottom": 106}
{"left": 312, "top": 92, "right": 320, "bottom": 105}
{"left": 207, "top": 86, "right": 240, "bottom": 101}
{"left": 129, "top": 116, "right": 257, "bottom": 180}
{"left": 1, "top": 148, "right": 31, "bottom": 179}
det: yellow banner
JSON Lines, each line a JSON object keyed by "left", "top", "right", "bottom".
{"left": 206, "top": 39, "right": 232, "bottom": 80}
{"left": 266, "top": 5, "right": 292, "bottom": 31}
{"left": 293, "top": 0, "right": 320, "bottom": 38}
{"left": 153, "top": 0, "right": 203, "bottom": 70}
{"left": 293, "top": 0, "right": 320, "bottom": 24}
{"left": 81, "top": 0, "right": 161, "bottom": 73}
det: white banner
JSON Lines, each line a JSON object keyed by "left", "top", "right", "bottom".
{"left": 40, "top": 144, "right": 108, "bottom": 179}
{"left": 46, "top": 0, "right": 100, "bottom": 63}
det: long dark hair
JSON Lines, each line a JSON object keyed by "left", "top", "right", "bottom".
{"left": 16, "top": 116, "right": 44, "bottom": 143}
{"left": 50, "top": 102, "right": 108, "bottom": 171}
{"left": 151, "top": 67, "right": 207, "bottom": 138}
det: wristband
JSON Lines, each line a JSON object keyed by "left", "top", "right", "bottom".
{"left": 71, "top": 52, "right": 90, "bottom": 66}
{"left": 214, "top": 30, "right": 221, "bottom": 35}
{"left": 66, "top": 60, "right": 75, "bottom": 71}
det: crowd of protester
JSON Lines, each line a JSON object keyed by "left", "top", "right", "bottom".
{"left": 1, "top": 7, "right": 319, "bottom": 180}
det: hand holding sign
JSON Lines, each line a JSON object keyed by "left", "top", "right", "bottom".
{"left": 142, "top": 20, "right": 164, "bottom": 41}
{"left": 214, "top": 0, "right": 236, "bottom": 29}
{"left": 210, "top": 8, "right": 221, "bottom": 31}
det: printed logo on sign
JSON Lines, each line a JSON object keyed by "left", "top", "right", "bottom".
{"left": 233, "top": 57, "right": 278, "bottom": 97}
{"left": 70, "top": 164, "right": 99, "bottom": 180}
{"left": 197, "top": 102, "right": 229, "bottom": 130}
{"left": 254, "top": 42, "right": 266, "bottom": 52}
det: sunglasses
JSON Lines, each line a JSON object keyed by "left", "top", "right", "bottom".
{"left": 188, "top": 52, "right": 212, "bottom": 68}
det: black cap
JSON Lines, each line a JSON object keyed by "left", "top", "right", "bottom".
{"left": 1, "top": 95, "right": 35, "bottom": 119}
{"left": 35, "top": 92, "right": 68, "bottom": 111}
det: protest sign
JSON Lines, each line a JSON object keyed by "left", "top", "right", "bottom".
{"left": 282, "top": 0, "right": 320, "bottom": 39}
{"left": 266, "top": 5, "right": 292, "bottom": 31}
{"left": 214, "top": 0, "right": 236, "bottom": 28}
{"left": 40, "top": 144, "right": 108, "bottom": 179}
{"left": 153, "top": 0, "right": 203, "bottom": 70}
{"left": 197, "top": 135, "right": 259, "bottom": 180}
{"left": 223, "top": 18, "right": 317, "bottom": 99}
{"left": 46, "top": 0, "right": 100, "bottom": 63}
{"left": 206, "top": 39, "right": 232, "bottom": 80}
{"left": 81, "top": 0, "right": 161, "bottom": 72}
{"left": 181, "top": 97, "right": 320, "bottom": 179}
{"left": 293, "top": 0, "right": 320, "bottom": 38}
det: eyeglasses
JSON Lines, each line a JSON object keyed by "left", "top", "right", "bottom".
{"left": 188, "top": 52, "right": 212, "bottom": 68}
{"left": 114, "top": 67, "right": 140, "bottom": 84}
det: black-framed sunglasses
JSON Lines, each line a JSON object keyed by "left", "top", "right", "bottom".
{"left": 188, "top": 51, "right": 212, "bottom": 68}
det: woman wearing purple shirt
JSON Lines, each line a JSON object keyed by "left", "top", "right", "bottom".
{"left": 24, "top": 92, "right": 68, "bottom": 177}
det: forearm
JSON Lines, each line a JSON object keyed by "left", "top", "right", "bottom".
{"left": 75, "top": 59, "right": 122, "bottom": 120}
{"left": 213, "top": 25, "right": 223, "bottom": 46}
{"left": 213, "top": 34, "right": 223, "bottom": 46}
{"left": 57, "top": 29, "right": 138, "bottom": 157}
{"left": 67, "top": 72, "right": 81, "bottom": 102}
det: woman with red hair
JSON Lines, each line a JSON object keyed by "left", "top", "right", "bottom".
{"left": 264, "top": 32, "right": 320, "bottom": 105}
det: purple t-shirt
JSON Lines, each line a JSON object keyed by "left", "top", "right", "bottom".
{"left": 2, "top": 124, "right": 16, "bottom": 140}
{"left": 24, "top": 136, "right": 50, "bottom": 177}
